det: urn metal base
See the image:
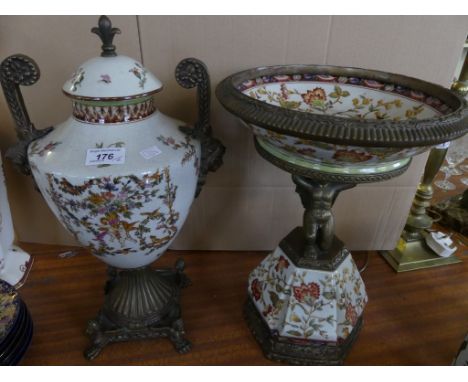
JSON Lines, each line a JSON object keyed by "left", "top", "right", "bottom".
{"left": 244, "top": 297, "right": 363, "bottom": 365}
{"left": 84, "top": 259, "right": 191, "bottom": 360}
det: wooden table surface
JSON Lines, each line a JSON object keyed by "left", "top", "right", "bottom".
{"left": 15, "top": 242, "right": 468, "bottom": 366}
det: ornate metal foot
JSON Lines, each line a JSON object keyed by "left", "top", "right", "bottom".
{"left": 84, "top": 259, "right": 192, "bottom": 360}
{"left": 84, "top": 319, "right": 110, "bottom": 361}
{"left": 168, "top": 318, "right": 192, "bottom": 354}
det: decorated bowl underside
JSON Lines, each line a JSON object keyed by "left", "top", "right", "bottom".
{"left": 240, "top": 74, "right": 449, "bottom": 121}
{"left": 251, "top": 124, "right": 428, "bottom": 170}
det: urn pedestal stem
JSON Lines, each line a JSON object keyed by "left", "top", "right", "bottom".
{"left": 84, "top": 259, "right": 191, "bottom": 360}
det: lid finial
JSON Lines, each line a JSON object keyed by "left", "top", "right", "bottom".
{"left": 91, "top": 15, "right": 121, "bottom": 57}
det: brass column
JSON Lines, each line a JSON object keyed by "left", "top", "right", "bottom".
{"left": 381, "top": 49, "right": 468, "bottom": 272}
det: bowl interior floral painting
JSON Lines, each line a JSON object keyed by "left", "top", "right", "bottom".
{"left": 239, "top": 73, "right": 454, "bottom": 172}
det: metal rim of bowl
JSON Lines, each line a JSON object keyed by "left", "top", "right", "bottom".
{"left": 215, "top": 64, "right": 468, "bottom": 148}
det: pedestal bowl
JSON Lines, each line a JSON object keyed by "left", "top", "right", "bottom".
{"left": 216, "top": 64, "right": 468, "bottom": 365}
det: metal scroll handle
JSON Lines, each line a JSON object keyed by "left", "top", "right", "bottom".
{"left": 0, "top": 54, "right": 53, "bottom": 175}
{"left": 175, "top": 58, "right": 226, "bottom": 197}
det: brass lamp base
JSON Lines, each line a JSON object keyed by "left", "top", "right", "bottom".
{"left": 380, "top": 237, "right": 461, "bottom": 272}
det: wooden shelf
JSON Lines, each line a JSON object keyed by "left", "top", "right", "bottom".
{"left": 15, "top": 242, "right": 468, "bottom": 365}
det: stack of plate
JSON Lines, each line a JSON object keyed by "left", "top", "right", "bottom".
{"left": 0, "top": 280, "right": 33, "bottom": 365}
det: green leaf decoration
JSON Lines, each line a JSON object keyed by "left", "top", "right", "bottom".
{"left": 329, "top": 92, "right": 338, "bottom": 98}
{"left": 279, "top": 99, "right": 301, "bottom": 109}
{"left": 322, "top": 291, "right": 335, "bottom": 300}
{"left": 305, "top": 330, "right": 314, "bottom": 338}
{"left": 334, "top": 85, "right": 342, "bottom": 95}
{"left": 312, "top": 99, "right": 325, "bottom": 108}
{"left": 269, "top": 291, "right": 279, "bottom": 307}
{"left": 341, "top": 91, "right": 350, "bottom": 97}
{"left": 286, "top": 330, "right": 302, "bottom": 337}
{"left": 290, "top": 313, "right": 302, "bottom": 323}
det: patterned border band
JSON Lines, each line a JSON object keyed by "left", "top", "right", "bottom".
{"left": 216, "top": 64, "right": 468, "bottom": 147}
{"left": 72, "top": 96, "right": 155, "bottom": 124}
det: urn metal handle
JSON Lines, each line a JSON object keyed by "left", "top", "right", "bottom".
{"left": 175, "top": 58, "right": 225, "bottom": 197}
{"left": 0, "top": 54, "right": 53, "bottom": 175}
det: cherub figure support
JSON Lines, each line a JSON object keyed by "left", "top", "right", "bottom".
{"left": 292, "top": 175, "right": 355, "bottom": 259}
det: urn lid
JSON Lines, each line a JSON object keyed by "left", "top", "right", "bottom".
{"left": 62, "top": 16, "right": 162, "bottom": 100}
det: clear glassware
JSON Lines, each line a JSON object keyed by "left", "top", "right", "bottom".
{"left": 434, "top": 136, "right": 467, "bottom": 191}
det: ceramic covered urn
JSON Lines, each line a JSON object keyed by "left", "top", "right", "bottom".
{"left": 0, "top": 16, "right": 224, "bottom": 359}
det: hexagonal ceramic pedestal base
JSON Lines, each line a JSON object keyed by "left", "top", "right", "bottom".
{"left": 246, "top": 246, "right": 367, "bottom": 365}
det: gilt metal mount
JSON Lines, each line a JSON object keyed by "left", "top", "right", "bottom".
{"left": 91, "top": 15, "right": 121, "bottom": 57}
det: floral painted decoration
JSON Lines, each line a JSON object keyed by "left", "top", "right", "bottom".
{"left": 129, "top": 62, "right": 148, "bottom": 89}
{"left": 45, "top": 167, "right": 180, "bottom": 258}
{"left": 99, "top": 74, "right": 112, "bottom": 84}
{"left": 70, "top": 68, "right": 85, "bottom": 92}
{"left": 332, "top": 149, "right": 374, "bottom": 163}
{"left": 29, "top": 140, "right": 62, "bottom": 158}
{"left": 241, "top": 73, "right": 451, "bottom": 116}
{"left": 248, "top": 249, "right": 367, "bottom": 342}
{"left": 157, "top": 134, "right": 198, "bottom": 169}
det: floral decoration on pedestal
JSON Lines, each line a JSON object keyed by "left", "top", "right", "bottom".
{"left": 248, "top": 247, "right": 367, "bottom": 342}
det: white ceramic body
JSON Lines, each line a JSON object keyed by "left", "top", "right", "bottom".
{"left": 0, "top": 152, "right": 32, "bottom": 287}
{"left": 28, "top": 111, "right": 200, "bottom": 269}
{"left": 63, "top": 55, "right": 162, "bottom": 99}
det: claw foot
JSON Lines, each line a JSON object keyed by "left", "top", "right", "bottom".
{"left": 84, "top": 319, "right": 109, "bottom": 360}
{"left": 174, "top": 338, "right": 192, "bottom": 354}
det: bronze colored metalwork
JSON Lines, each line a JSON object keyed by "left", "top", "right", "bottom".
{"left": 243, "top": 297, "right": 363, "bottom": 365}
{"left": 431, "top": 189, "right": 468, "bottom": 237}
{"left": 216, "top": 64, "right": 468, "bottom": 147}
{"left": 0, "top": 55, "right": 53, "bottom": 175}
{"left": 254, "top": 137, "right": 412, "bottom": 184}
{"left": 380, "top": 146, "right": 461, "bottom": 272}
{"left": 381, "top": 53, "right": 468, "bottom": 272}
{"left": 85, "top": 260, "right": 191, "bottom": 360}
{"left": 176, "top": 58, "right": 226, "bottom": 197}
{"left": 286, "top": 177, "right": 355, "bottom": 269}
{"left": 91, "top": 15, "right": 121, "bottom": 57}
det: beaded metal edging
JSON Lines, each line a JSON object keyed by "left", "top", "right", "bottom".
{"left": 216, "top": 64, "right": 468, "bottom": 148}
